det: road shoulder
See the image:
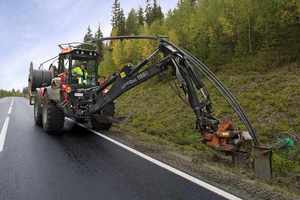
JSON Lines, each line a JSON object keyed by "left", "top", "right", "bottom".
{"left": 106, "top": 128, "right": 298, "bottom": 200}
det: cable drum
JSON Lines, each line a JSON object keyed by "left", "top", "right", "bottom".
{"left": 28, "top": 64, "right": 53, "bottom": 92}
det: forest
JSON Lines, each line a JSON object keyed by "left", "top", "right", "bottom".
{"left": 0, "top": 89, "right": 23, "bottom": 98}
{"left": 82, "top": 0, "right": 300, "bottom": 76}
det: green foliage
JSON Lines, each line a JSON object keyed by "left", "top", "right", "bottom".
{"left": 81, "top": 26, "right": 97, "bottom": 51}
{"left": 100, "top": 0, "right": 299, "bottom": 73}
{"left": 112, "top": 0, "right": 121, "bottom": 28}
{"left": 94, "top": 24, "right": 103, "bottom": 39}
{"left": 83, "top": 26, "right": 93, "bottom": 42}
{"left": 145, "top": 0, "right": 164, "bottom": 25}
{"left": 137, "top": 7, "right": 144, "bottom": 26}
{"left": 112, "top": 0, "right": 126, "bottom": 35}
{"left": 94, "top": 24, "right": 104, "bottom": 61}
{"left": 126, "top": 9, "right": 139, "bottom": 35}
{"left": 0, "top": 89, "right": 23, "bottom": 97}
{"left": 99, "top": 48, "right": 116, "bottom": 77}
{"left": 122, "top": 39, "right": 142, "bottom": 64}
{"left": 166, "top": 0, "right": 299, "bottom": 67}
{"left": 117, "top": 9, "right": 126, "bottom": 35}
{"left": 111, "top": 41, "right": 126, "bottom": 68}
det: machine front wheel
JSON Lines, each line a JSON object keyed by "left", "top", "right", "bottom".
{"left": 91, "top": 102, "right": 115, "bottom": 131}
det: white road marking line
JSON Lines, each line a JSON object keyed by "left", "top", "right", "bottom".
{"left": 69, "top": 118, "right": 242, "bottom": 200}
{"left": 8, "top": 99, "right": 14, "bottom": 115}
{"left": 7, "top": 106, "right": 12, "bottom": 115}
{"left": 0, "top": 117, "right": 10, "bottom": 152}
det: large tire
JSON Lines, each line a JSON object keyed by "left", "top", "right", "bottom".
{"left": 91, "top": 102, "right": 115, "bottom": 131}
{"left": 42, "top": 100, "right": 65, "bottom": 134}
{"left": 34, "top": 96, "right": 42, "bottom": 126}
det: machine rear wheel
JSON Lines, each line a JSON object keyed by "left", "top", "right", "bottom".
{"left": 42, "top": 101, "right": 65, "bottom": 134}
{"left": 34, "top": 96, "right": 42, "bottom": 126}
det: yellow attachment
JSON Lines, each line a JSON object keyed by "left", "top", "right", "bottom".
{"left": 120, "top": 72, "right": 127, "bottom": 78}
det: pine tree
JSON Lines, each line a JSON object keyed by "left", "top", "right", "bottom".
{"left": 95, "top": 23, "right": 103, "bottom": 39}
{"left": 152, "top": 0, "right": 164, "bottom": 23}
{"left": 145, "top": 0, "right": 164, "bottom": 25}
{"left": 83, "top": 26, "right": 93, "bottom": 42}
{"left": 111, "top": 0, "right": 125, "bottom": 35}
{"left": 95, "top": 24, "right": 104, "bottom": 60}
{"left": 112, "top": 0, "right": 121, "bottom": 28}
{"left": 117, "top": 9, "right": 126, "bottom": 35}
{"left": 126, "top": 9, "right": 139, "bottom": 35}
{"left": 138, "top": 7, "right": 144, "bottom": 26}
{"left": 145, "top": 0, "right": 153, "bottom": 25}
{"left": 82, "top": 26, "right": 96, "bottom": 51}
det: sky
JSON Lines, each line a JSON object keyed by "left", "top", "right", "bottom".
{"left": 0, "top": 0, "right": 177, "bottom": 90}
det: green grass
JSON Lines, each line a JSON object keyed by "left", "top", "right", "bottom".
{"left": 114, "top": 63, "right": 300, "bottom": 177}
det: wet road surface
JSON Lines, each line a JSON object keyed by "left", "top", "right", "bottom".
{"left": 0, "top": 97, "right": 240, "bottom": 200}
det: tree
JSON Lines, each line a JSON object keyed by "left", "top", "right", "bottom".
{"left": 152, "top": 0, "right": 164, "bottom": 23}
{"left": 145, "top": 0, "right": 153, "bottom": 25}
{"left": 99, "top": 48, "right": 117, "bottom": 77}
{"left": 112, "top": 0, "right": 121, "bottom": 28}
{"left": 111, "top": 0, "right": 126, "bottom": 35}
{"left": 95, "top": 23, "right": 103, "bottom": 39}
{"left": 112, "top": 41, "right": 127, "bottom": 68}
{"left": 123, "top": 40, "right": 141, "bottom": 64}
{"left": 138, "top": 7, "right": 144, "bottom": 26}
{"left": 145, "top": 0, "right": 164, "bottom": 25}
{"left": 83, "top": 26, "right": 93, "bottom": 42}
{"left": 117, "top": 9, "right": 126, "bottom": 35}
{"left": 22, "top": 87, "right": 28, "bottom": 97}
{"left": 95, "top": 24, "right": 104, "bottom": 61}
{"left": 126, "top": 9, "right": 139, "bottom": 35}
{"left": 82, "top": 26, "right": 95, "bottom": 50}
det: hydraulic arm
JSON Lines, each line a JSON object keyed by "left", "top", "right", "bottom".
{"left": 89, "top": 36, "right": 259, "bottom": 157}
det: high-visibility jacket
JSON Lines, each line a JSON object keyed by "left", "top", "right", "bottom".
{"left": 72, "top": 66, "right": 88, "bottom": 84}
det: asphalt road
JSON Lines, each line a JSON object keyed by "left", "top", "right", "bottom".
{"left": 0, "top": 97, "right": 239, "bottom": 200}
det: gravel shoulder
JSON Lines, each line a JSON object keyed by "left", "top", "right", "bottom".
{"left": 104, "top": 128, "right": 300, "bottom": 200}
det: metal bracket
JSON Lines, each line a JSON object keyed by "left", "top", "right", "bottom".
{"left": 253, "top": 146, "right": 273, "bottom": 179}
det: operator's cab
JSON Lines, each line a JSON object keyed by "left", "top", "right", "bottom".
{"left": 58, "top": 47, "right": 99, "bottom": 88}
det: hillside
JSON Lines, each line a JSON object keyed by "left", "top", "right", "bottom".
{"left": 112, "top": 63, "right": 300, "bottom": 193}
